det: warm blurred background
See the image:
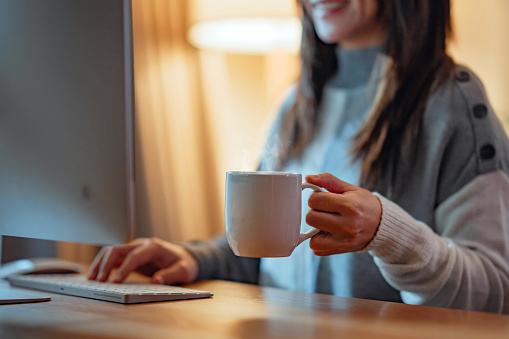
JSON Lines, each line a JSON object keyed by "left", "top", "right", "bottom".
{"left": 4, "top": 0, "right": 509, "bottom": 264}
{"left": 129, "top": 0, "right": 509, "bottom": 245}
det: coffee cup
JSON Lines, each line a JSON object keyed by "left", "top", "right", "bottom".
{"left": 225, "top": 171, "right": 323, "bottom": 258}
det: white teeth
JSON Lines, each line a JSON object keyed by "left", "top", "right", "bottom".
{"left": 313, "top": 1, "right": 348, "bottom": 16}
{"left": 315, "top": 3, "right": 341, "bottom": 11}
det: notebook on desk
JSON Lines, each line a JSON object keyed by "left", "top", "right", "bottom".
{"left": 0, "top": 283, "right": 51, "bottom": 305}
{"left": 7, "top": 274, "right": 213, "bottom": 304}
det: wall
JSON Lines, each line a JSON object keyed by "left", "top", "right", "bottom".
{"left": 449, "top": 0, "right": 509, "bottom": 123}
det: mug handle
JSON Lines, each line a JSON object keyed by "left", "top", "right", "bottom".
{"left": 297, "top": 182, "right": 325, "bottom": 246}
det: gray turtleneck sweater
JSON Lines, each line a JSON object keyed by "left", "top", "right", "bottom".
{"left": 183, "top": 47, "right": 509, "bottom": 313}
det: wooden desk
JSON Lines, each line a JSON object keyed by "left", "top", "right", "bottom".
{"left": 1, "top": 280, "right": 508, "bottom": 339}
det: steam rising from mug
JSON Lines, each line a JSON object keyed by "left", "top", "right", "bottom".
{"left": 225, "top": 171, "right": 323, "bottom": 258}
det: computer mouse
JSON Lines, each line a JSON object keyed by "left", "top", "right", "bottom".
{"left": 0, "top": 258, "right": 84, "bottom": 279}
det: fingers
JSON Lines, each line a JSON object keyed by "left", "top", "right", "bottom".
{"left": 87, "top": 247, "right": 107, "bottom": 280}
{"left": 88, "top": 238, "right": 199, "bottom": 284}
{"left": 152, "top": 261, "right": 195, "bottom": 285}
{"left": 306, "top": 208, "right": 379, "bottom": 253}
{"left": 307, "top": 208, "right": 379, "bottom": 254}
{"left": 307, "top": 191, "right": 355, "bottom": 215}
{"left": 303, "top": 174, "right": 383, "bottom": 255}
{"left": 111, "top": 241, "right": 174, "bottom": 283}
{"left": 88, "top": 237, "right": 199, "bottom": 285}
{"left": 305, "top": 173, "right": 356, "bottom": 194}
{"left": 306, "top": 209, "right": 367, "bottom": 239}
{"left": 151, "top": 245, "right": 199, "bottom": 285}
{"left": 306, "top": 208, "right": 345, "bottom": 234}
{"left": 97, "top": 243, "right": 139, "bottom": 282}
{"left": 309, "top": 230, "right": 368, "bottom": 255}
{"left": 87, "top": 242, "right": 139, "bottom": 281}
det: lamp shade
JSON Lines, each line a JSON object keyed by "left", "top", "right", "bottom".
{"left": 187, "top": 16, "right": 301, "bottom": 55}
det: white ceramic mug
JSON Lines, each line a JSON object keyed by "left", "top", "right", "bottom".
{"left": 225, "top": 171, "right": 323, "bottom": 258}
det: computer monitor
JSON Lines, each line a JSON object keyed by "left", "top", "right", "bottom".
{"left": 0, "top": 0, "right": 135, "bottom": 260}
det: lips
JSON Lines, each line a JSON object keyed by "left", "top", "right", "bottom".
{"left": 310, "top": 0, "right": 350, "bottom": 18}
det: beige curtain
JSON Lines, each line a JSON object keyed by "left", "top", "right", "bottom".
{"left": 131, "top": 0, "right": 222, "bottom": 242}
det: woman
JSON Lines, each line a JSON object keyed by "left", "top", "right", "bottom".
{"left": 88, "top": 0, "right": 509, "bottom": 313}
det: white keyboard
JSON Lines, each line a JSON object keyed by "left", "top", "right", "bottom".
{"left": 7, "top": 274, "right": 213, "bottom": 304}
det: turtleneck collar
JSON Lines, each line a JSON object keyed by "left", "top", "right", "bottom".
{"left": 328, "top": 45, "right": 382, "bottom": 89}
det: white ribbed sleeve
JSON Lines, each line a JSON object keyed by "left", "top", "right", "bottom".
{"left": 366, "top": 170, "right": 509, "bottom": 313}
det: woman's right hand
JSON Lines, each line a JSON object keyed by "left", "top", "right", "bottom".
{"left": 87, "top": 237, "right": 199, "bottom": 285}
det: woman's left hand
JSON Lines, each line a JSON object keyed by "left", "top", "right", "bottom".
{"left": 305, "top": 173, "right": 382, "bottom": 256}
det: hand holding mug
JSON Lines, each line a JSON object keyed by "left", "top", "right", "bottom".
{"left": 224, "top": 171, "right": 382, "bottom": 258}
{"left": 305, "top": 173, "right": 382, "bottom": 256}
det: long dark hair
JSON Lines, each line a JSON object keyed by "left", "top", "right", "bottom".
{"left": 277, "top": 0, "right": 454, "bottom": 190}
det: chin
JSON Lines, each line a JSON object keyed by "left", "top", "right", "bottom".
{"left": 314, "top": 25, "right": 346, "bottom": 44}
{"left": 315, "top": 31, "right": 342, "bottom": 44}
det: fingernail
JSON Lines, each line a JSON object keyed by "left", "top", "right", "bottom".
{"left": 153, "top": 275, "right": 163, "bottom": 284}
